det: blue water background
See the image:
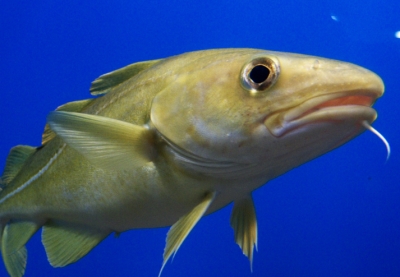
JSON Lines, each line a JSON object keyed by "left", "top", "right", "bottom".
{"left": 1, "top": 1, "right": 399, "bottom": 276}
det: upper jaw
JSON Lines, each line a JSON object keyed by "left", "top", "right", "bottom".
{"left": 264, "top": 89, "right": 381, "bottom": 137}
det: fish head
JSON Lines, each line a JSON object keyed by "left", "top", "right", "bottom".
{"left": 150, "top": 49, "right": 384, "bottom": 180}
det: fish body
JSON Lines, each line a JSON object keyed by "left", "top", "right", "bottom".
{"left": 0, "top": 49, "right": 384, "bottom": 276}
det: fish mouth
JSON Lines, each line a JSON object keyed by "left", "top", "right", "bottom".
{"left": 264, "top": 89, "right": 381, "bottom": 137}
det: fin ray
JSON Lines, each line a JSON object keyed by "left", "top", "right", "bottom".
{"left": 90, "top": 59, "right": 162, "bottom": 95}
{"left": 1, "top": 146, "right": 36, "bottom": 185}
{"left": 230, "top": 195, "right": 258, "bottom": 270}
{"left": 47, "top": 111, "right": 156, "bottom": 171}
{"left": 159, "top": 191, "right": 216, "bottom": 276}
{"left": 42, "top": 221, "right": 109, "bottom": 267}
{"left": 42, "top": 99, "right": 95, "bottom": 145}
{"left": 1, "top": 221, "right": 39, "bottom": 277}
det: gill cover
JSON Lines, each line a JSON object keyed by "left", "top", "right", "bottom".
{"left": 150, "top": 52, "right": 281, "bottom": 164}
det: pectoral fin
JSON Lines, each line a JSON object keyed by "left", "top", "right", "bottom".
{"left": 47, "top": 111, "right": 156, "bottom": 171}
{"left": 159, "top": 192, "right": 216, "bottom": 276}
{"left": 42, "top": 99, "right": 94, "bottom": 145}
{"left": 1, "top": 221, "right": 39, "bottom": 277}
{"left": 230, "top": 195, "right": 258, "bottom": 270}
{"left": 41, "top": 221, "right": 109, "bottom": 267}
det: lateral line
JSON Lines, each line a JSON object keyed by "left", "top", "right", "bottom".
{"left": 0, "top": 144, "right": 66, "bottom": 205}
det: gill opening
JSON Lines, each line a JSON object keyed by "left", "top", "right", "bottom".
{"left": 362, "top": 121, "right": 390, "bottom": 161}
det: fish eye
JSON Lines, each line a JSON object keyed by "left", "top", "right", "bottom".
{"left": 241, "top": 56, "right": 280, "bottom": 96}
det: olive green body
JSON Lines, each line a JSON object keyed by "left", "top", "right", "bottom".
{"left": 0, "top": 49, "right": 384, "bottom": 277}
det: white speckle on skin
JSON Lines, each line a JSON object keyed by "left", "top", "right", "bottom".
{"left": 312, "top": 60, "right": 321, "bottom": 70}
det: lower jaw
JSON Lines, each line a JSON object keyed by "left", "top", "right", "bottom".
{"left": 265, "top": 105, "right": 377, "bottom": 137}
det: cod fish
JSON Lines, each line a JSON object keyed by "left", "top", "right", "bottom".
{"left": 0, "top": 49, "right": 388, "bottom": 277}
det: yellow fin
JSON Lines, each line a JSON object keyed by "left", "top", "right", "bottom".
{"left": 90, "top": 59, "right": 162, "bottom": 95}
{"left": 2, "top": 246, "right": 26, "bottom": 277}
{"left": 42, "top": 99, "right": 94, "bottom": 145}
{"left": 159, "top": 191, "right": 216, "bottom": 277}
{"left": 1, "top": 146, "right": 36, "bottom": 185}
{"left": 1, "top": 221, "right": 39, "bottom": 277}
{"left": 47, "top": 111, "right": 156, "bottom": 171}
{"left": 230, "top": 195, "right": 258, "bottom": 270}
{"left": 41, "top": 221, "right": 109, "bottom": 267}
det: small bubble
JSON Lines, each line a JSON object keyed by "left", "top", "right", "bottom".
{"left": 395, "top": 31, "right": 400, "bottom": 38}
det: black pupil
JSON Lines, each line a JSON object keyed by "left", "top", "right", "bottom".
{"left": 249, "top": 65, "right": 270, "bottom": 84}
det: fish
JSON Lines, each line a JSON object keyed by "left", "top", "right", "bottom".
{"left": 0, "top": 48, "right": 388, "bottom": 277}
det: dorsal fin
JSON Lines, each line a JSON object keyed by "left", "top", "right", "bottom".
{"left": 42, "top": 99, "right": 94, "bottom": 145}
{"left": 90, "top": 59, "right": 162, "bottom": 95}
{"left": 1, "top": 145, "right": 36, "bottom": 185}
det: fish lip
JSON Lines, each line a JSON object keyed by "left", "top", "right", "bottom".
{"left": 264, "top": 89, "right": 381, "bottom": 137}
